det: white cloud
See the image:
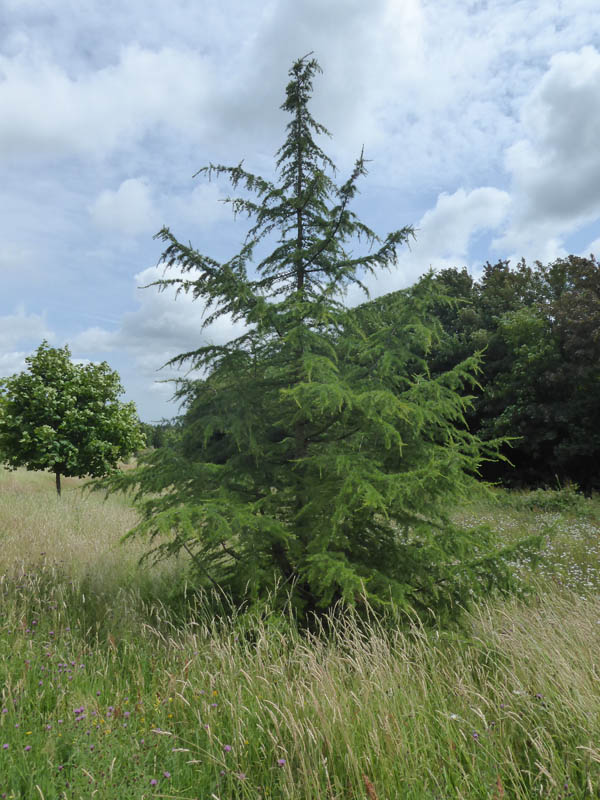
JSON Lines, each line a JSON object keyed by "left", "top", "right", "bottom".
{"left": 71, "top": 326, "right": 115, "bottom": 352}
{"left": 0, "top": 306, "right": 54, "bottom": 378}
{"left": 5, "top": 0, "right": 600, "bottom": 420}
{"left": 90, "top": 177, "right": 160, "bottom": 237}
{"left": 580, "top": 237, "right": 600, "bottom": 258}
{"left": 170, "top": 182, "right": 230, "bottom": 228}
{"left": 345, "top": 186, "right": 511, "bottom": 305}
{"left": 237, "top": 0, "right": 599, "bottom": 189}
{"left": 240, "top": 0, "right": 426, "bottom": 159}
{"left": 72, "top": 265, "right": 248, "bottom": 379}
{"left": 0, "top": 44, "right": 214, "bottom": 158}
{"left": 0, "top": 306, "right": 53, "bottom": 352}
{"left": 0, "top": 351, "right": 28, "bottom": 378}
{"left": 413, "top": 188, "right": 511, "bottom": 262}
{"left": 90, "top": 178, "right": 229, "bottom": 238}
{"left": 496, "top": 46, "right": 600, "bottom": 261}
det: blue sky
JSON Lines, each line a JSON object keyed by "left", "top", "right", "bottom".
{"left": 2, "top": 0, "right": 600, "bottom": 421}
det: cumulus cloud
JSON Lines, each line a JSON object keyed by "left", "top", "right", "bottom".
{"left": 412, "top": 188, "right": 511, "bottom": 263}
{"left": 513, "top": 46, "right": 600, "bottom": 220}
{"left": 0, "top": 44, "right": 214, "bottom": 158}
{"left": 72, "top": 265, "right": 248, "bottom": 379}
{"left": 345, "top": 186, "right": 511, "bottom": 305}
{"left": 5, "top": 0, "right": 600, "bottom": 420}
{"left": 1, "top": 0, "right": 598, "bottom": 189}
{"left": 170, "top": 182, "right": 230, "bottom": 228}
{"left": 71, "top": 326, "right": 115, "bottom": 352}
{"left": 89, "top": 178, "right": 229, "bottom": 238}
{"left": 235, "top": 0, "right": 425, "bottom": 158}
{"left": 90, "top": 177, "right": 160, "bottom": 237}
{"left": 0, "top": 306, "right": 53, "bottom": 352}
{"left": 0, "top": 306, "right": 54, "bottom": 378}
{"left": 233, "top": 0, "right": 599, "bottom": 189}
{"left": 495, "top": 46, "right": 600, "bottom": 261}
{"left": 580, "top": 237, "right": 600, "bottom": 259}
{"left": 0, "top": 351, "right": 28, "bottom": 378}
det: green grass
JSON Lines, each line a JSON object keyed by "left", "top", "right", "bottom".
{"left": 1, "top": 467, "right": 599, "bottom": 798}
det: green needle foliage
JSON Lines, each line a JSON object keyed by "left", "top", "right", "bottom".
{"left": 0, "top": 341, "right": 145, "bottom": 495}
{"left": 109, "top": 55, "right": 538, "bottom": 623}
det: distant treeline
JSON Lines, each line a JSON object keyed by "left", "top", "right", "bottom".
{"left": 142, "top": 255, "right": 599, "bottom": 493}
{"left": 139, "top": 418, "right": 182, "bottom": 450}
{"left": 419, "top": 255, "right": 600, "bottom": 492}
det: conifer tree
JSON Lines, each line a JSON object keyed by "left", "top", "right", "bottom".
{"left": 111, "top": 56, "right": 537, "bottom": 622}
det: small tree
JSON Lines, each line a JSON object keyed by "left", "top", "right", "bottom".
{"left": 0, "top": 341, "right": 145, "bottom": 494}
{"left": 109, "top": 56, "right": 537, "bottom": 622}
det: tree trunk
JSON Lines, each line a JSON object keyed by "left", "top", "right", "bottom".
{"left": 55, "top": 470, "right": 61, "bottom": 496}
{"left": 294, "top": 100, "right": 307, "bottom": 465}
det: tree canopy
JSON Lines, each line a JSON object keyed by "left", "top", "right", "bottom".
{"left": 422, "top": 255, "right": 600, "bottom": 491}
{"left": 0, "top": 341, "right": 145, "bottom": 494}
{"left": 106, "top": 55, "right": 537, "bottom": 624}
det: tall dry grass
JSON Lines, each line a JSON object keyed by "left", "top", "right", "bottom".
{"left": 0, "top": 466, "right": 184, "bottom": 594}
{"left": 1, "top": 467, "right": 599, "bottom": 797}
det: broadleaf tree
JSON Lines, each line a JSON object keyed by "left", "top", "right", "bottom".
{"left": 108, "top": 56, "right": 538, "bottom": 622}
{"left": 0, "top": 341, "right": 145, "bottom": 494}
{"left": 423, "top": 256, "right": 600, "bottom": 491}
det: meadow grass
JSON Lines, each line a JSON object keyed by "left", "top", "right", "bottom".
{"left": 0, "top": 467, "right": 599, "bottom": 799}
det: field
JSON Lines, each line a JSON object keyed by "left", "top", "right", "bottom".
{"left": 1, "top": 467, "right": 600, "bottom": 799}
